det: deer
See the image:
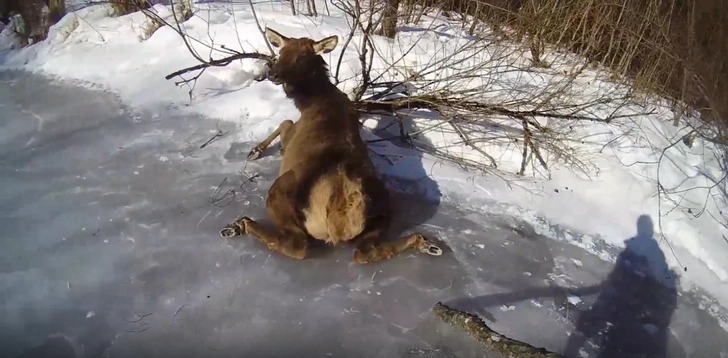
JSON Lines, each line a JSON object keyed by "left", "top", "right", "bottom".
{"left": 218, "top": 27, "right": 443, "bottom": 264}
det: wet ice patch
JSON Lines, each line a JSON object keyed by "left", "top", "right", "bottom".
{"left": 567, "top": 295, "right": 582, "bottom": 305}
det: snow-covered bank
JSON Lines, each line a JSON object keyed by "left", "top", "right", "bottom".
{"left": 1, "top": 0, "right": 726, "bottom": 331}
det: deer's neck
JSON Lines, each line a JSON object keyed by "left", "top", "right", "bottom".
{"left": 284, "top": 80, "right": 341, "bottom": 111}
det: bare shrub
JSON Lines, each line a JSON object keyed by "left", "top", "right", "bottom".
{"left": 355, "top": 0, "right": 728, "bottom": 258}
{"left": 382, "top": 0, "right": 728, "bottom": 139}
{"left": 327, "top": 1, "right": 641, "bottom": 178}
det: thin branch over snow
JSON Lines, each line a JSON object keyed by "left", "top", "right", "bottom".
{"left": 164, "top": 52, "right": 274, "bottom": 81}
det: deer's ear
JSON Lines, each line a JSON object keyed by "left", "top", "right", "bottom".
{"left": 313, "top": 35, "right": 338, "bottom": 55}
{"left": 265, "top": 27, "right": 289, "bottom": 48}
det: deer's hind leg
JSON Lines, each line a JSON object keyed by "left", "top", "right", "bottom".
{"left": 220, "top": 170, "right": 309, "bottom": 259}
{"left": 220, "top": 216, "right": 308, "bottom": 260}
{"left": 248, "top": 119, "right": 295, "bottom": 160}
{"left": 352, "top": 219, "right": 443, "bottom": 264}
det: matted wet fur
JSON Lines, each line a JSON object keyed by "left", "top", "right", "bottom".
{"left": 219, "top": 27, "right": 443, "bottom": 264}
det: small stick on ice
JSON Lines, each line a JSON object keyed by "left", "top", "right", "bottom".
{"left": 174, "top": 304, "right": 188, "bottom": 318}
{"left": 200, "top": 130, "right": 226, "bottom": 149}
{"left": 123, "top": 312, "right": 153, "bottom": 323}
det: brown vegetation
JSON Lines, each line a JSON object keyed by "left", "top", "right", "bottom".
{"left": 109, "top": 0, "right": 150, "bottom": 16}
{"left": 0, "top": 0, "right": 65, "bottom": 45}
{"left": 219, "top": 27, "right": 443, "bottom": 264}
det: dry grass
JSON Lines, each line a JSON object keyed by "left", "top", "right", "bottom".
{"left": 110, "top": 0, "right": 193, "bottom": 40}
{"left": 109, "top": 0, "right": 151, "bottom": 17}
{"left": 172, "top": 0, "right": 194, "bottom": 23}
{"left": 138, "top": 12, "right": 162, "bottom": 40}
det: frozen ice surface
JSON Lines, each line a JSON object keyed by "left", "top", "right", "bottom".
{"left": 1, "top": 71, "right": 727, "bottom": 358}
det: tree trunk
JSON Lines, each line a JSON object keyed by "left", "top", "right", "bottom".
{"left": 307, "top": 0, "right": 317, "bottom": 16}
{"left": 378, "top": 0, "right": 400, "bottom": 38}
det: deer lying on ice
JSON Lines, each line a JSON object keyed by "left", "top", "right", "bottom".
{"left": 219, "top": 27, "right": 443, "bottom": 264}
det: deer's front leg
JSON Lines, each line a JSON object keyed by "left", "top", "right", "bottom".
{"left": 248, "top": 120, "right": 295, "bottom": 160}
{"left": 353, "top": 230, "right": 443, "bottom": 264}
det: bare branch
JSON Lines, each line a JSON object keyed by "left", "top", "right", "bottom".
{"left": 164, "top": 52, "right": 274, "bottom": 80}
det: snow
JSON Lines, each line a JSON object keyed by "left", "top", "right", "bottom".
{"left": 1, "top": 0, "right": 728, "bottom": 345}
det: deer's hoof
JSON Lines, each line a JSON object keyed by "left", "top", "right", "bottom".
{"left": 418, "top": 238, "right": 443, "bottom": 256}
{"left": 220, "top": 217, "right": 252, "bottom": 238}
{"left": 219, "top": 225, "right": 239, "bottom": 238}
{"left": 247, "top": 147, "right": 263, "bottom": 160}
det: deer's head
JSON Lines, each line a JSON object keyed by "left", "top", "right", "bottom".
{"left": 265, "top": 27, "right": 338, "bottom": 87}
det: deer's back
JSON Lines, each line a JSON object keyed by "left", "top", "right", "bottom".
{"left": 280, "top": 95, "right": 370, "bottom": 175}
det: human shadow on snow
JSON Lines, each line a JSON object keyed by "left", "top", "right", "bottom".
{"left": 563, "top": 215, "right": 680, "bottom": 357}
{"left": 445, "top": 215, "right": 684, "bottom": 358}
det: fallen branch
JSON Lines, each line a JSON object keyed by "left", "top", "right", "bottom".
{"left": 123, "top": 312, "right": 153, "bottom": 323}
{"left": 173, "top": 304, "right": 188, "bottom": 318}
{"left": 164, "top": 52, "right": 274, "bottom": 80}
{"left": 358, "top": 94, "right": 651, "bottom": 126}
{"left": 433, "top": 301, "right": 565, "bottom": 358}
{"left": 200, "top": 129, "right": 227, "bottom": 149}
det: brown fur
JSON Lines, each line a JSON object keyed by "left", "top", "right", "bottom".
{"left": 219, "top": 27, "right": 442, "bottom": 264}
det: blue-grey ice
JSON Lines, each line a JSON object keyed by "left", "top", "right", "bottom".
{"left": 1, "top": 71, "right": 727, "bottom": 358}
